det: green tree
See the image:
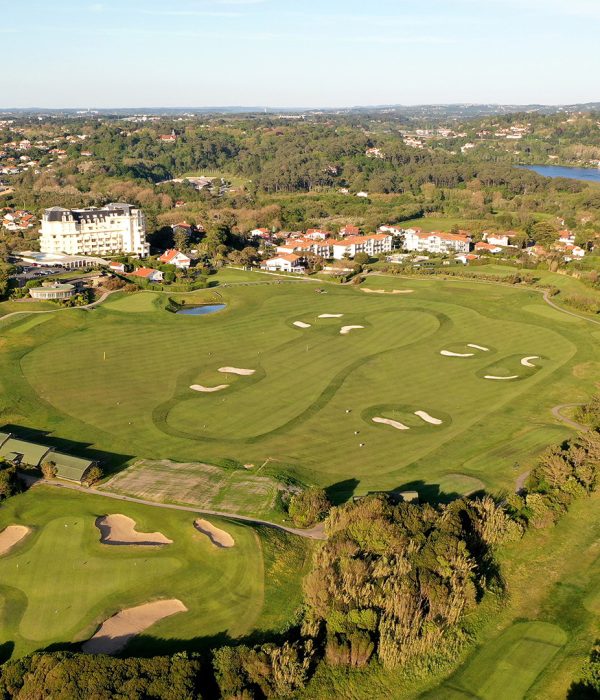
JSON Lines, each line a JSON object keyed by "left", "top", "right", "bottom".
{"left": 288, "top": 487, "right": 331, "bottom": 528}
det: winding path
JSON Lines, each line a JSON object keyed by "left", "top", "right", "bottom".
{"left": 0, "top": 289, "right": 117, "bottom": 323}
{"left": 19, "top": 474, "right": 326, "bottom": 540}
{"left": 551, "top": 403, "right": 588, "bottom": 431}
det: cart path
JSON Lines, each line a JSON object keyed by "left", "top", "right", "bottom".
{"left": 0, "top": 289, "right": 117, "bottom": 322}
{"left": 19, "top": 474, "right": 327, "bottom": 540}
{"left": 551, "top": 403, "right": 588, "bottom": 431}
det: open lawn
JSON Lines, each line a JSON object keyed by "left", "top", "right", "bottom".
{"left": 1, "top": 277, "right": 597, "bottom": 512}
{"left": 0, "top": 487, "right": 309, "bottom": 659}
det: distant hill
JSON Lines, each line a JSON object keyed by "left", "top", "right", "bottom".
{"left": 1, "top": 103, "right": 600, "bottom": 120}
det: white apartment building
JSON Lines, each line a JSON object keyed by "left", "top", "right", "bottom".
{"left": 403, "top": 229, "right": 471, "bottom": 254}
{"left": 332, "top": 234, "right": 393, "bottom": 260}
{"left": 39, "top": 203, "right": 150, "bottom": 257}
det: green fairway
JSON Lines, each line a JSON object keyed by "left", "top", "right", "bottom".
{"left": 427, "top": 622, "right": 567, "bottom": 700}
{"left": 0, "top": 487, "right": 309, "bottom": 658}
{"left": 1, "top": 276, "right": 598, "bottom": 511}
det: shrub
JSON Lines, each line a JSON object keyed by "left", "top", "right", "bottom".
{"left": 288, "top": 487, "right": 331, "bottom": 528}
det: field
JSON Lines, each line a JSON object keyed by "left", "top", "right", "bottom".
{"left": 1, "top": 274, "right": 598, "bottom": 512}
{"left": 0, "top": 487, "right": 309, "bottom": 658}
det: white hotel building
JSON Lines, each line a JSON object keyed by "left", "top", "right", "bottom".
{"left": 39, "top": 203, "right": 150, "bottom": 257}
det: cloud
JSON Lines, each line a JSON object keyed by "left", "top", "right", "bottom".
{"left": 88, "top": 2, "right": 104, "bottom": 11}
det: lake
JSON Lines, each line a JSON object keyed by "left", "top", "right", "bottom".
{"left": 522, "top": 164, "right": 600, "bottom": 183}
{"left": 176, "top": 304, "right": 226, "bottom": 316}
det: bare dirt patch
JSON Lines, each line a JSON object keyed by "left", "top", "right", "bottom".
{"left": 0, "top": 525, "right": 30, "bottom": 555}
{"left": 194, "top": 518, "right": 235, "bottom": 548}
{"left": 82, "top": 599, "right": 187, "bottom": 655}
{"left": 96, "top": 514, "right": 172, "bottom": 546}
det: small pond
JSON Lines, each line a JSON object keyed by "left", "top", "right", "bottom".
{"left": 176, "top": 304, "right": 226, "bottom": 316}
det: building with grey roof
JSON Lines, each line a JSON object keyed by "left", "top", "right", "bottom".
{"left": 39, "top": 203, "right": 149, "bottom": 258}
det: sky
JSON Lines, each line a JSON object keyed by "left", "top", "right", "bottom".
{"left": 2, "top": 0, "right": 600, "bottom": 108}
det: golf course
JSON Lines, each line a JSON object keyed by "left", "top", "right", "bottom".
{"left": 1, "top": 270, "right": 598, "bottom": 514}
{"left": 0, "top": 486, "right": 309, "bottom": 658}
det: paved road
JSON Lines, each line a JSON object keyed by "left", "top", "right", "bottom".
{"left": 21, "top": 475, "right": 327, "bottom": 541}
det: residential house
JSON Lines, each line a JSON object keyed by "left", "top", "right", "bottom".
{"left": 474, "top": 241, "right": 503, "bottom": 254}
{"left": 132, "top": 267, "right": 164, "bottom": 282}
{"left": 305, "top": 228, "right": 330, "bottom": 240}
{"left": 483, "top": 231, "right": 520, "bottom": 247}
{"left": 339, "top": 225, "right": 360, "bottom": 237}
{"left": 159, "top": 249, "right": 191, "bottom": 269}
{"left": 261, "top": 254, "right": 306, "bottom": 273}
{"left": 378, "top": 224, "right": 403, "bottom": 236}
{"left": 558, "top": 230, "right": 576, "bottom": 245}
{"left": 250, "top": 228, "right": 271, "bottom": 239}
{"left": 108, "top": 261, "right": 126, "bottom": 274}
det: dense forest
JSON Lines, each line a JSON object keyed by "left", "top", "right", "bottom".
{"left": 2, "top": 112, "right": 600, "bottom": 256}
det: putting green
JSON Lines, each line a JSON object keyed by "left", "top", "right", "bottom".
{"left": 0, "top": 488, "right": 308, "bottom": 658}
{"left": 4, "top": 278, "right": 592, "bottom": 507}
{"left": 104, "top": 292, "right": 161, "bottom": 312}
{"left": 428, "top": 621, "right": 567, "bottom": 700}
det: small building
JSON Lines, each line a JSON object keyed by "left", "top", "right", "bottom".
{"left": 474, "top": 241, "right": 503, "bottom": 254}
{"left": 261, "top": 254, "right": 306, "bottom": 273}
{"left": 158, "top": 249, "right": 191, "bottom": 269}
{"left": 16, "top": 251, "right": 108, "bottom": 269}
{"left": 131, "top": 267, "right": 164, "bottom": 282}
{"left": 483, "top": 231, "right": 520, "bottom": 247}
{"left": 0, "top": 432, "right": 96, "bottom": 484}
{"left": 339, "top": 225, "right": 360, "bottom": 237}
{"left": 250, "top": 228, "right": 271, "bottom": 239}
{"left": 29, "top": 283, "right": 76, "bottom": 301}
{"left": 108, "top": 261, "right": 126, "bottom": 274}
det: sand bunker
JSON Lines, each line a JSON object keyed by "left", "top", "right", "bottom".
{"left": 484, "top": 375, "right": 519, "bottom": 381}
{"left": 521, "top": 356, "right": 540, "bottom": 368}
{"left": 96, "top": 515, "right": 173, "bottom": 546}
{"left": 441, "top": 350, "right": 474, "bottom": 357}
{"left": 373, "top": 416, "right": 410, "bottom": 430}
{"left": 0, "top": 525, "right": 30, "bottom": 555}
{"left": 467, "top": 344, "right": 489, "bottom": 352}
{"left": 414, "top": 410, "right": 443, "bottom": 425}
{"left": 194, "top": 518, "right": 235, "bottom": 548}
{"left": 361, "top": 288, "right": 413, "bottom": 295}
{"left": 218, "top": 367, "right": 255, "bottom": 376}
{"left": 82, "top": 599, "right": 187, "bottom": 655}
{"left": 318, "top": 314, "right": 344, "bottom": 318}
{"left": 293, "top": 321, "right": 311, "bottom": 328}
{"left": 190, "top": 384, "right": 228, "bottom": 393}
{"left": 340, "top": 325, "right": 364, "bottom": 335}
